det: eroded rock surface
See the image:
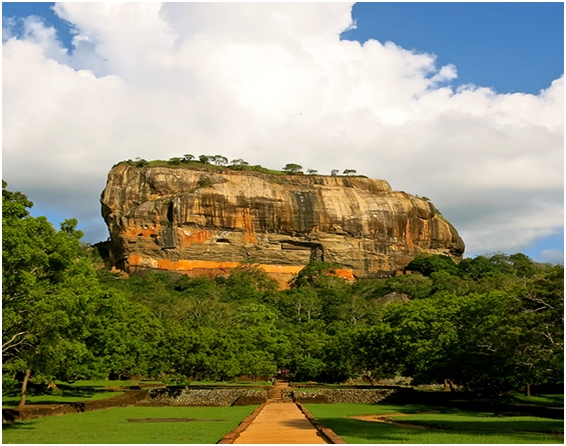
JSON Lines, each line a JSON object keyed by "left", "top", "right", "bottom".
{"left": 100, "top": 165, "right": 464, "bottom": 285}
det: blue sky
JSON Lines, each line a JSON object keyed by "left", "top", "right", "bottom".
{"left": 342, "top": 2, "right": 564, "bottom": 95}
{"left": 2, "top": 3, "right": 563, "bottom": 263}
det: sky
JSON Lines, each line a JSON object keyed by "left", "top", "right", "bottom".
{"left": 2, "top": 2, "right": 564, "bottom": 263}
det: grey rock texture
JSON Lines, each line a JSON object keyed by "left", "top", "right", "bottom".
{"left": 293, "top": 388, "right": 397, "bottom": 404}
{"left": 146, "top": 387, "right": 267, "bottom": 406}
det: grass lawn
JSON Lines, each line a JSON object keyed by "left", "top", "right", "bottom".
{"left": 2, "top": 405, "right": 257, "bottom": 444}
{"left": 2, "top": 380, "right": 138, "bottom": 408}
{"left": 2, "top": 390, "right": 125, "bottom": 407}
{"left": 503, "top": 392, "right": 564, "bottom": 407}
{"left": 305, "top": 403, "right": 564, "bottom": 444}
{"left": 3, "top": 379, "right": 269, "bottom": 408}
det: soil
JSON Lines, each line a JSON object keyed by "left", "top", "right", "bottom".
{"left": 352, "top": 412, "right": 435, "bottom": 429}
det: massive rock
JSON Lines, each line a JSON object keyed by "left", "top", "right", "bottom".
{"left": 100, "top": 164, "right": 464, "bottom": 286}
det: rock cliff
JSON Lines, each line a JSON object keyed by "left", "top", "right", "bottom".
{"left": 100, "top": 164, "right": 464, "bottom": 285}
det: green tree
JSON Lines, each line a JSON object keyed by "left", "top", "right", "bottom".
{"left": 386, "top": 274, "right": 433, "bottom": 299}
{"left": 281, "top": 287, "right": 321, "bottom": 323}
{"left": 83, "top": 291, "right": 164, "bottom": 379}
{"left": 134, "top": 157, "right": 148, "bottom": 167}
{"left": 2, "top": 182, "right": 103, "bottom": 405}
{"left": 282, "top": 163, "right": 303, "bottom": 174}
{"left": 343, "top": 169, "right": 357, "bottom": 176}
{"left": 232, "top": 304, "right": 290, "bottom": 372}
{"left": 212, "top": 155, "right": 228, "bottom": 166}
{"left": 221, "top": 265, "right": 279, "bottom": 303}
{"left": 407, "top": 254, "right": 459, "bottom": 276}
{"left": 353, "top": 323, "right": 397, "bottom": 384}
{"left": 229, "top": 158, "right": 249, "bottom": 169}
{"left": 319, "top": 326, "right": 358, "bottom": 383}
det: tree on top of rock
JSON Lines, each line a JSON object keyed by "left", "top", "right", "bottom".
{"left": 282, "top": 163, "right": 303, "bottom": 174}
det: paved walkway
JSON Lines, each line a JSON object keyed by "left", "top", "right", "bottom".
{"left": 233, "top": 401, "right": 328, "bottom": 444}
{"left": 232, "top": 379, "right": 328, "bottom": 444}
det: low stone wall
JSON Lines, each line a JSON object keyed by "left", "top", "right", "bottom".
{"left": 293, "top": 388, "right": 397, "bottom": 404}
{"left": 146, "top": 387, "right": 267, "bottom": 406}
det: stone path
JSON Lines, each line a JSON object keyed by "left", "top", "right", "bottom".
{"left": 230, "top": 379, "right": 329, "bottom": 444}
{"left": 233, "top": 402, "right": 329, "bottom": 444}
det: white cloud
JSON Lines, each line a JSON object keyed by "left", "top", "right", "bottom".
{"left": 2, "top": 3, "right": 563, "bottom": 255}
{"left": 539, "top": 249, "right": 564, "bottom": 265}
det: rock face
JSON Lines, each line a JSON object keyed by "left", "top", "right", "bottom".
{"left": 100, "top": 164, "right": 464, "bottom": 285}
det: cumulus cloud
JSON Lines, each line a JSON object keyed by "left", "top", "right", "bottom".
{"left": 2, "top": 3, "right": 563, "bottom": 257}
{"left": 540, "top": 249, "right": 565, "bottom": 265}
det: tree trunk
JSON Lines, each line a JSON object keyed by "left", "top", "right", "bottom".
{"left": 525, "top": 383, "right": 531, "bottom": 397}
{"left": 447, "top": 379, "right": 456, "bottom": 392}
{"left": 18, "top": 369, "right": 32, "bottom": 408}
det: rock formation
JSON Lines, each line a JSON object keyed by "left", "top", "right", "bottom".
{"left": 100, "top": 164, "right": 464, "bottom": 286}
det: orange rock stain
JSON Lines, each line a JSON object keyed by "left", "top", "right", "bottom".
{"left": 127, "top": 255, "right": 355, "bottom": 288}
{"left": 235, "top": 208, "right": 257, "bottom": 244}
{"left": 181, "top": 229, "right": 210, "bottom": 247}
{"left": 332, "top": 269, "right": 356, "bottom": 281}
{"left": 124, "top": 227, "right": 159, "bottom": 238}
{"left": 405, "top": 219, "right": 414, "bottom": 253}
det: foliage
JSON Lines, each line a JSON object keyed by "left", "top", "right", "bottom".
{"left": 407, "top": 254, "right": 459, "bottom": 276}
{"left": 3, "top": 181, "right": 103, "bottom": 402}
{"left": 3, "top": 182, "right": 562, "bottom": 393}
{"left": 282, "top": 163, "right": 303, "bottom": 174}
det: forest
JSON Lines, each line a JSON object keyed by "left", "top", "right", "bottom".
{"left": 2, "top": 180, "right": 563, "bottom": 406}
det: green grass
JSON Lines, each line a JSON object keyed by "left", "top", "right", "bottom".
{"left": 2, "top": 390, "right": 124, "bottom": 407}
{"left": 503, "top": 392, "right": 564, "bottom": 407}
{"left": 2, "top": 380, "right": 139, "bottom": 408}
{"left": 305, "top": 403, "right": 563, "bottom": 444}
{"left": 2, "top": 405, "right": 257, "bottom": 444}
{"left": 3, "top": 379, "right": 269, "bottom": 408}
{"left": 54, "top": 379, "right": 153, "bottom": 388}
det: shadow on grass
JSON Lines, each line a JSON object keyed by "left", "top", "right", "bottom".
{"left": 315, "top": 417, "right": 424, "bottom": 443}
{"left": 2, "top": 386, "right": 115, "bottom": 408}
{"left": 508, "top": 394, "right": 565, "bottom": 407}
{"left": 397, "top": 416, "right": 564, "bottom": 432}
{"left": 2, "top": 420, "right": 36, "bottom": 431}
{"left": 318, "top": 416, "right": 563, "bottom": 444}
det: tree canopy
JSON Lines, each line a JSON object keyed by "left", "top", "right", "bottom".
{"left": 3, "top": 182, "right": 563, "bottom": 399}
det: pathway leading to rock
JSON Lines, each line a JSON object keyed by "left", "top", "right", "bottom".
{"left": 230, "top": 379, "right": 329, "bottom": 444}
{"left": 233, "top": 401, "right": 329, "bottom": 444}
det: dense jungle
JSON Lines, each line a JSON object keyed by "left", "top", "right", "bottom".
{"left": 2, "top": 180, "right": 563, "bottom": 406}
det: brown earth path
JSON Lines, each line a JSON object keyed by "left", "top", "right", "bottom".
{"left": 231, "top": 379, "right": 329, "bottom": 444}
{"left": 233, "top": 402, "right": 328, "bottom": 444}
